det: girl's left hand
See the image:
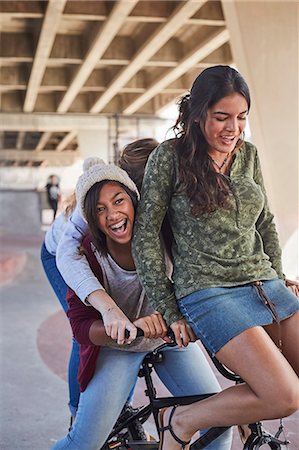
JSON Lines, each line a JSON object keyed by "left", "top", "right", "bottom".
{"left": 170, "top": 319, "right": 197, "bottom": 348}
{"left": 286, "top": 278, "right": 299, "bottom": 298}
{"left": 133, "top": 312, "right": 168, "bottom": 339}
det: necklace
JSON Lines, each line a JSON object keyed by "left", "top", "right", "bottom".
{"left": 209, "top": 152, "right": 231, "bottom": 173}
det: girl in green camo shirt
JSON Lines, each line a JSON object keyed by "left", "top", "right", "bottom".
{"left": 132, "top": 65, "right": 299, "bottom": 449}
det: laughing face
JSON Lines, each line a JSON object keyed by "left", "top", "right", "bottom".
{"left": 96, "top": 181, "right": 135, "bottom": 249}
{"left": 202, "top": 92, "right": 248, "bottom": 158}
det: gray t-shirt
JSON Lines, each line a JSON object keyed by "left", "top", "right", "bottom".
{"left": 94, "top": 246, "right": 164, "bottom": 353}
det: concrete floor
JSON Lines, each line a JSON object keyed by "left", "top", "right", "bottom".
{"left": 0, "top": 226, "right": 298, "bottom": 450}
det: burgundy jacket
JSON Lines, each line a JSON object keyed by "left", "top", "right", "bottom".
{"left": 66, "top": 235, "right": 103, "bottom": 392}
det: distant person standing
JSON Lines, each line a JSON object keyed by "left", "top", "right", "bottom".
{"left": 46, "top": 175, "right": 61, "bottom": 221}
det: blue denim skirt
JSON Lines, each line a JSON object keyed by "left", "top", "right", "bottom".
{"left": 178, "top": 278, "right": 299, "bottom": 356}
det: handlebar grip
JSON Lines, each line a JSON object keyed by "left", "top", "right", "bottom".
{"left": 125, "top": 327, "right": 175, "bottom": 340}
{"left": 124, "top": 328, "right": 144, "bottom": 339}
{"left": 136, "top": 328, "right": 145, "bottom": 338}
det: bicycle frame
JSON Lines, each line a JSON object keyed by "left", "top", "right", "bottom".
{"left": 106, "top": 342, "right": 290, "bottom": 449}
{"left": 136, "top": 346, "right": 231, "bottom": 449}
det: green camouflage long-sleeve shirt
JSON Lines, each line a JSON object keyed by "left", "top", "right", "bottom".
{"left": 132, "top": 139, "right": 283, "bottom": 325}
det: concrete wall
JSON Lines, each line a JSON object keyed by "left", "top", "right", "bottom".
{"left": 0, "top": 190, "right": 43, "bottom": 235}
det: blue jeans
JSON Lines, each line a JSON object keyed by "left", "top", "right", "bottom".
{"left": 51, "top": 343, "right": 232, "bottom": 450}
{"left": 41, "top": 242, "right": 80, "bottom": 416}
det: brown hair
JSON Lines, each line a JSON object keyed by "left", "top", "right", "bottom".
{"left": 173, "top": 65, "right": 250, "bottom": 215}
{"left": 118, "top": 138, "right": 159, "bottom": 191}
{"left": 62, "top": 192, "right": 76, "bottom": 217}
{"left": 119, "top": 138, "right": 173, "bottom": 256}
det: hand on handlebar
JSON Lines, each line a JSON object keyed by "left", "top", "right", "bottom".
{"left": 286, "top": 278, "right": 299, "bottom": 298}
{"left": 169, "top": 319, "right": 197, "bottom": 348}
{"left": 133, "top": 312, "right": 168, "bottom": 340}
{"left": 102, "top": 304, "right": 137, "bottom": 345}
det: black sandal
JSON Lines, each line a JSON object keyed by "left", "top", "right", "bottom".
{"left": 159, "top": 405, "right": 191, "bottom": 449}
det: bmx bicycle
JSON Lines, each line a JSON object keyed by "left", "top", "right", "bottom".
{"left": 103, "top": 331, "right": 290, "bottom": 450}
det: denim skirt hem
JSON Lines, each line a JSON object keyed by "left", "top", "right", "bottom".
{"left": 178, "top": 278, "right": 299, "bottom": 356}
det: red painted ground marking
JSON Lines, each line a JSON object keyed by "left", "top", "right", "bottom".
{"left": 37, "top": 310, "right": 72, "bottom": 381}
{"left": 0, "top": 253, "right": 27, "bottom": 286}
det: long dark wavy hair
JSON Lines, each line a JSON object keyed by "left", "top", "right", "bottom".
{"left": 83, "top": 180, "right": 138, "bottom": 255}
{"left": 173, "top": 65, "right": 251, "bottom": 215}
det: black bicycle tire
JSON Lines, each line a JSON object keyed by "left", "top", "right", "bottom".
{"left": 251, "top": 443, "right": 282, "bottom": 450}
{"left": 268, "top": 444, "right": 282, "bottom": 450}
{"left": 245, "top": 437, "right": 282, "bottom": 450}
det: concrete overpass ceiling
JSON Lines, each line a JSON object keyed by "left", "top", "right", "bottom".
{"left": 0, "top": 0, "right": 233, "bottom": 167}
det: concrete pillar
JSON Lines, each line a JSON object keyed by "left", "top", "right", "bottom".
{"left": 77, "top": 121, "right": 109, "bottom": 162}
{"left": 222, "top": 0, "right": 298, "bottom": 277}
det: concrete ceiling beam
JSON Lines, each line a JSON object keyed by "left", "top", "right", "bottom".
{"left": 0, "top": 149, "right": 78, "bottom": 165}
{"left": 123, "top": 28, "right": 230, "bottom": 114}
{"left": 36, "top": 132, "right": 52, "bottom": 151}
{"left": 56, "top": 130, "right": 77, "bottom": 151}
{"left": 57, "top": 0, "right": 139, "bottom": 113}
{"left": 89, "top": 0, "right": 207, "bottom": 113}
{"left": 23, "top": 0, "right": 67, "bottom": 113}
{"left": 16, "top": 131, "right": 26, "bottom": 150}
{"left": 0, "top": 113, "right": 108, "bottom": 131}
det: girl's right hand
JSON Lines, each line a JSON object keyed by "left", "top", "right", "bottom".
{"left": 133, "top": 312, "right": 168, "bottom": 339}
{"left": 102, "top": 304, "right": 137, "bottom": 345}
{"left": 86, "top": 289, "right": 137, "bottom": 345}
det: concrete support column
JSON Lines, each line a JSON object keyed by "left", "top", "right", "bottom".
{"left": 77, "top": 121, "right": 109, "bottom": 162}
{"left": 222, "top": 0, "right": 298, "bottom": 277}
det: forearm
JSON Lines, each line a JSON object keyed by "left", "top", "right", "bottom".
{"left": 56, "top": 206, "right": 103, "bottom": 300}
{"left": 89, "top": 319, "right": 115, "bottom": 345}
{"left": 132, "top": 196, "right": 181, "bottom": 324}
{"left": 87, "top": 289, "right": 120, "bottom": 315}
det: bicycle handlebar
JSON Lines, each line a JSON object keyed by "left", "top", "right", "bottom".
{"left": 125, "top": 326, "right": 175, "bottom": 341}
{"left": 126, "top": 327, "right": 242, "bottom": 382}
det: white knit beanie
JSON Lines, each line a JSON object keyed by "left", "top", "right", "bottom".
{"left": 76, "top": 157, "right": 140, "bottom": 220}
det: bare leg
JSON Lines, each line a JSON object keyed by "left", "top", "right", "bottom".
{"left": 160, "top": 326, "right": 299, "bottom": 449}
{"left": 264, "top": 311, "right": 299, "bottom": 375}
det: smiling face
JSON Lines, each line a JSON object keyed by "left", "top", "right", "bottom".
{"left": 202, "top": 92, "right": 248, "bottom": 158}
{"left": 96, "top": 181, "right": 135, "bottom": 249}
